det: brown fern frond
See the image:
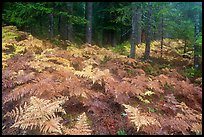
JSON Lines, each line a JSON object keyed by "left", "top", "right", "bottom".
{"left": 63, "top": 112, "right": 92, "bottom": 135}
{"left": 74, "top": 65, "right": 110, "bottom": 85}
{"left": 40, "top": 116, "right": 63, "bottom": 134}
{"left": 74, "top": 65, "right": 93, "bottom": 79}
{"left": 123, "top": 104, "right": 161, "bottom": 132}
{"left": 4, "top": 102, "right": 27, "bottom": 122}
{"left": 191, "top": 123, "right": 202, "bottom": 134}
{"left": 3, "top": 83, "right": 37, "bottom": 104}
{"left": 3, "top": 71, "right": 72, "bottom": 104}
{"left": 8, "top": 96, "right": 67, "bottom": 134}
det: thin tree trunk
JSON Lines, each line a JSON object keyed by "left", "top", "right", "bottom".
{"left": 194, "top": 13, "right": 199, "bottom": 69}
{"left": 183, "top": 39, "right": 187, "bottom": 58}
{"left": 120, "top": 27, "right": 123, "bottom": 43}
{"left": 130, "top": 2, "right": 137, "bottom": 59}
{"left": 160, "top": 14, "right": 164, "bottom": 58}
{"left": 112, "top": 30, "right": 116, "bottom": 47}
{"left": 39, "top": 16, "right": 43, "bottom": 37}
{"left": 59, "top": 15, "right": 67, "bottom": 40}
{"left": 137, "top": 9, "right": 142, "bottom": 44}
{"left": 48, "top": 13, "right": 54, "bottom": 39}
{"left": 58, "top": 16, "right": 61, "bottom": 36}
{"left": 67, "top": 2, "right": 73, "bottom": 42}
{"left": 144, "top": 2, "right": 152, "bottom": 60}
{"left": 141, "top": 29, "right": 145, "bottom": 43}
{"left": 86, "top": 2, "right": 93, "bottom": 44}
{"left": 99, "top": 29, "right": 103, "bottom": 46}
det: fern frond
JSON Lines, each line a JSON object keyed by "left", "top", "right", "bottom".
{"left": 137, "top": 95, "right": 150, "bottom": 104}
{"left": 4, "top": 102, "right": 27, "bottom": 122}
{"left": 40, "top": 116, "right": 63, "bottom": 134}
{"left": 74, "top": 65, "right": 93, "bottom": 80}
{"left": 191, "top": 123, "right": 202, "bottom": 134}
{"left": 8, "top": 96, "right": 67, "bottom": 134}
{"left": 123, "top": 104, "right": 161, "bottom": 132}
{"left": 63, "top": 112, "right": 92, "bottom": 135}
{"left": 74, "top": 65, "right": 110, "bottom": 85}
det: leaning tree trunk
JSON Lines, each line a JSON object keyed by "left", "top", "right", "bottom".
{"left": 48, "top": 13, "right": 54, "bottom": 39}
{"left": 144, "top": 2, "right": 152, "bottom": 60}
{"left": 86, "top": 2, "right": 93, "bottom": 44}
{"left": 130, "top": 2, "right": 138, "bottom": 59}
{"left": 67, "top": 2, "right": 73, "bottom": 42}
{"left": 194, "top": 13, "right": 199, "bottom": 69}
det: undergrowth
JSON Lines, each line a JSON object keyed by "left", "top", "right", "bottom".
{"left": 2, "top": 26, "right": 202, "bottom": 135}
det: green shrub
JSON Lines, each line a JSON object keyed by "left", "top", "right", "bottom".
{"left": 184, "top": 67, "right": 202, "bottom": 78}
{"left": 117, "top": 130, "right": 127, "bottom": 135}
{"left": 109, "top": 41, "right": 130, "bottom": 56}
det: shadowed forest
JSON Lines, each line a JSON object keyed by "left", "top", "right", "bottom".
{"left": 2, "top": 2, "right": 202, "bottom": 135}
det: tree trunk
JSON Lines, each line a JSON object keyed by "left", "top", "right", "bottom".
{"left": 86, "top": 2, "right": 93, "bottom": 44}
{"left": 137, "top": 9, "right": 142, "bottom": 44}
{"left": 59, "top": 15, "right": 67, "bottom": 40}
{"left": 141, "top": 29, "right": 145, "bottom": 43}
{"left": 160, "top": 14, "right": 164, "bottom": 58}
{"left": 130, "top": 2, "right": 137, "bottom": 59}
{"left": 144, "top": 2, "right": 152, "bottom": 60}
{"left": 99, "top": 29, "right": 103, "bottom": 46}
{"left": 58, "top": 16, "right": 61, "bottom": 36}
{"left": 48, "top": 13, "right": 54, "bottom": 39}
{"left": 120, "top": 27, "right": 123, "bottom": 43}
{"left": 67, "top": 2, "right": 73, "bottom": 42}
{"left": 39, "top": 15, "right": 43, "bottom": 37}
{"left": 112, "top": 30, "right": 117, "bottom": 47}
{"left": 194, "top": 13, "right": 199, "bottom": 69}
{"left": 183, "top": 39, "right": 187, "bottom": 58}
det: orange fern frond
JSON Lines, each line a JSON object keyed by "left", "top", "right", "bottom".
{"left": 6, "top": 96, "right": 68, "bottom": 134}
{"left": 123, "top": 104, "right": 161, "bottom": 132}
{"left": 63, "top": 112, "right": 92, "bottom": 135}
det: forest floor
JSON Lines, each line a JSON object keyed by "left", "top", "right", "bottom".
{"left": 2, "top": 26, "right": 202, "bottom": 135}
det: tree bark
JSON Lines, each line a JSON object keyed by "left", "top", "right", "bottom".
{"left": 48, "top": 13, "right": 54, "bottom": 39}
{"left": 67, "top": 2, "right": 73, "bottom": 42}
{"left": 137, "top": 9, "right": 142, "bottom": 44}
{"left": 58, "top": 16, "right": 61, "bottom": 36}
{"left": 194, "top": 13, "right": 199, "bottom": 69}
{"left": 111, "top": 30, "right": 117, "bottom": 47}
{"left": 130, "top": 2, "right": 137, "bottom": 59}
{"left": 183, "top": 39, "right": 187, "bottom": 58}
{"left": 59, "top": 15, "right": 67, "bottom": 40}
{"left": 86, "top": 2, "right": 93, "bottom": 44}
{"left": 144, "top": 2, "right": 152, "bottom": 60}
{"left": 160, "top": 14, "right": 164, "bottom": 58}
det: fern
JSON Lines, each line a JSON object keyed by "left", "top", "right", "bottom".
{"left": 3, "top": 71, "right": 73, "bottom": 104}
{"left": 5, "top": 96, "right": 68, "bottom": 134}
{"left": 191, "top": 123, "right": 202, "bottom": 134}
{"left": 63, "top": 112, "right": 92, "bottom": 135}
{"left": 74, "top": 65, "right": 110, "bottom": 85}
{"left": 40, "top": 116, "right": 63, "bottom": 134}
{"left": 123, "top": 104, "right": 161, "bottom": 132}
